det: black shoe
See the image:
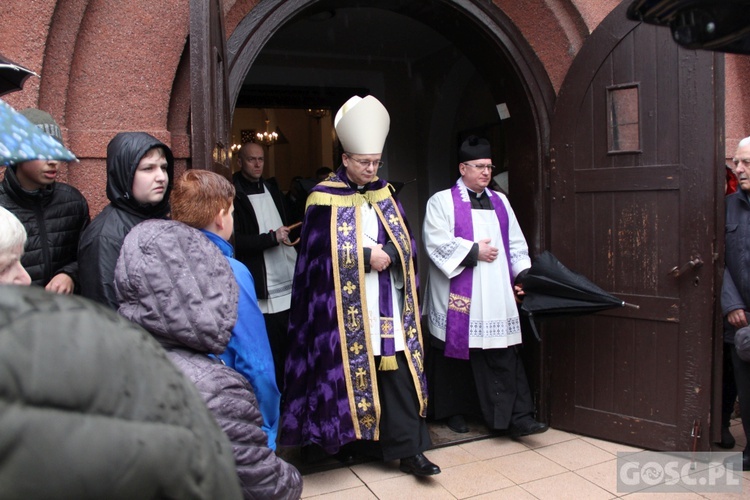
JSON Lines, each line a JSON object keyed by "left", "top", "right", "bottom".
{"left": 399, "top": 453, "right": 441, "bottom": 476}
{"left": 716, "top": 426, "right": 736, "bottom": 449}
{"left": 447, "top": 414, "right": 469, "bottom": 433}
{"left": 509, "top": 419, "right": 549, "bottom": 439}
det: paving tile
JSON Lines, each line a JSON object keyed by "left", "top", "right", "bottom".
{"left": 432, "top": 461, "right": 515, "bottom": 498}
{"left": 301, "top": 468, "right": 364, "bottom": 498}
{"left": 535, "top": 437, "right": 616, "bottom": 471}
{"left": 423, "top": 443, "right": 482, "bottom": 469}
{"left": 366, "top": 474, "right": 454, "bottom": 500}
{"left": 520, "top": 470, "right": 615, "bottom": 500}
{"left": 622, "top": 484, "right": 705, "bottom": 499}
{"left": 575, "top": 459, "right": 623, "bottom": 496}
{"left": 486, "top": 449, "right": 567, "bottom": 484}
{"left": 349, "top": 460, "right": 404, "bottom": 484}
{"left": 304, "top": 485, "right": 378, "bottom": 499}
{"left": 518, "top": 427, "right": 579, "bottom": 449}
{"left": 458, "top": 435, "right": 529, "bottom": 460}
{"left": 579, "top": 435, "right": 645, "bottom": 455}
{"left": 470, "top": 485, "right": 538, "bottom": 499}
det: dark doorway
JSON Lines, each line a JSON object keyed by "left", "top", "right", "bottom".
{"left": 222, "top": 0, "right": 555, "bottom": 449}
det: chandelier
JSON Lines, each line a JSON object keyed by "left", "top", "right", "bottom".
{"left": 256, "top": 119, "right": 279, "bottom": 146}
{"left": 306, "top": 108, "right": 328, "bottom": 119}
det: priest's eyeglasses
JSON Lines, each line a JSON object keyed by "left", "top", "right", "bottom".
{"left": 345, "top": 153, "right": 384, "bottom": 169}
{"left": 462, "top": 162, "right": 496, "bottom": 172}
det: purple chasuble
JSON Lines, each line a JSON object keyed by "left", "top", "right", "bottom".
{"left": 445, "top": 183, "right": 513, "bottom": 359}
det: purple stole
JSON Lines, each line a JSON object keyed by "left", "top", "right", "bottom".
{"left": 445, "top": 183, "right": 512, "bottom": 359}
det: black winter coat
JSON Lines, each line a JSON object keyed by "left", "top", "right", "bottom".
{"left": 0, "top": 285, "right": 242, "bottom": 499}
{"left": 0, "top": 166, "right": 89, "bottom": 287}
{"left": 722, "top": 190, "right": 750, "bottom": 342}
{"left": 78, "top": 132, "right": 173, "bottom": 309}
{"left": 232, "top": 173, "right": 293, "bottom": 300}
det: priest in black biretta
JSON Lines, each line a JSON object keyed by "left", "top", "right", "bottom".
{"left": 421, "top": 135, "right": 548, "bottom": 438}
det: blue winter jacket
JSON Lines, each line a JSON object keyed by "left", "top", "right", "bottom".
{"left": 201, "top": 230, "right": 281, "bottom": 449}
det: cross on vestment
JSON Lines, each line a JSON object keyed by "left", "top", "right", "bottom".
{"left": 341, "top": 241, "right": 354, "bottom": 265}
{"left": 338, "top": 221, "right": 353, "bottom": 237}
{"left": 412, "top": 350, "right": 423, "bottom": 372}
{"left": 355, "top": 367, "right": 367, "bottom": 389}
{"left": 347, "top": 305, "right": 360, "bottom": 329}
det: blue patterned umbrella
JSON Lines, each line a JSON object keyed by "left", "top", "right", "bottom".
{"left": 0, "top": 99, "right": 77, "bottom": 165}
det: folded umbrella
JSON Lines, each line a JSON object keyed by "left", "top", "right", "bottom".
{"left": 0, "top": 54, "right": 38, "bottom": 97}
{"left": 520, "top": 251, "right": 639, "bottom": 339}
{"left": 0, "top": 99, "right": 77, "bottom": 165}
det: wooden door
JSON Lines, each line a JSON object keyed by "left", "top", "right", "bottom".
{"left": 548, "top": 2, "right": 723, "bottom": 451}
{"left": 190, "top": 0, "right": 231, "bottom": 176}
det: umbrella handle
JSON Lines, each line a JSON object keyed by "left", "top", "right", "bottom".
{"left": 282, "top": 221, "right": 302, "bottom": 246}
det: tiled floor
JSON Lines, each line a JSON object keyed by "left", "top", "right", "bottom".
{"left": 295, "top": 419, "right": 749, "bottom": 499}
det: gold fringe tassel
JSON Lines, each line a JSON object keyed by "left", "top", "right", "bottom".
{"left": 378, "top": 355, "right": 398, "bottom": 371}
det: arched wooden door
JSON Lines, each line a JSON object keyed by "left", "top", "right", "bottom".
{"left": 548, "top": 2, "right": 723, "bottom": 451}
{"left": 190, "top": 0, "right": 231, "bottom": 176}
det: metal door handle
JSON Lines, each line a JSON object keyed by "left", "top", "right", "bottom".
{"left": 668, "top": 255, "right": 703, "bottom": 278}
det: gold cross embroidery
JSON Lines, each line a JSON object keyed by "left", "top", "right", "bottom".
{"left": 399, "top": 232, "right": 409, "bottom": 249}
{"left": 347, "top": 306, "right": 360, "bottom": 329}
{"left": 355, "top": 367, "right": 367, "bottom": 389}
{"left": 404, "top": 297, "right": 413, "bottom": 313}
{"left": 338, "top": 221, "right": 353, "bottom": 237}
{"left": 382, "top": 320, "right": 393, "bottom": 334}
{"left": 388, "top": 213, "right": 399, "bottom": 226}
{"left": 350, "top": 341, "right": 363, "bottom": 355}
{"left": 406, "top": 325, "right": 417, "bottom": 339}
{"left": 341, "top": 241, "right": 354, "bottom": 266}
{"left": 362, "top": 414, "right": 376, "bottom": 429}
{"left": 412, "top": 350, "right": 423, "bottom": 372}
{"left": 343, "top": 281, "right": 357, "bottom": 295}
{"left": 358, "top": 398, "right": 372, "bottom": 412}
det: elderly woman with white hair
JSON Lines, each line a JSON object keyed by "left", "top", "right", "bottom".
{"left": 0, "top": 205, "right": 31, "bottom": 285}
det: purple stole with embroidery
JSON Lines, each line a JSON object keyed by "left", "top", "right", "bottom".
{"left": 445, "top": 184, "right": 512, "bottom": 359}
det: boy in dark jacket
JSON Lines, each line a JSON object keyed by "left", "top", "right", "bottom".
{"left": 77, "top": 132, "right": 173, "bottom": 309}
{"left": 0, "top": 108, "right": 89, "bottom": 292}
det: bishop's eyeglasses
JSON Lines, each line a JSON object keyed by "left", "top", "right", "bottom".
{"left": 344, "top": 153, "right": 384, "bottom": 169}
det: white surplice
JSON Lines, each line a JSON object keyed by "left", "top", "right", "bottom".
{"left": 247, "top": 190, "right": 297, "bottom": 314}
{"left": 422, "top": 186, "right": 531, "bottom": 349}
{"left": 360, "top": 202, "right": 406, "bottom": 355}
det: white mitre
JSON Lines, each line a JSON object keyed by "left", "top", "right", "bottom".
{"left": 334, "top": 95, "right": 390, "bottom": 154}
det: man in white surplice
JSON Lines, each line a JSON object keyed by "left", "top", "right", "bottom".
{"left": 232, "top": 141, "right": 297, "bottom": 389}
{"left": 422, "top": 135, "right": 548, "bottom": 439}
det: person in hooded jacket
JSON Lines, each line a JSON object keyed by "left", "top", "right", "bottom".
{"left": 78, "top": 132, "right": 173, "bottom": 309}
{"left": 115, "top": 219, "right": 303, "bottom": 500}
{"left": 0, "top": 108, "right": 89, "bottom": 292}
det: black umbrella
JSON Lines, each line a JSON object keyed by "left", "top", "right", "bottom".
{"left": 520, "top": 251, "right": 639, "bottom": 339}
{"left": 0, "top": 54, "right": 38, "bottom": 97}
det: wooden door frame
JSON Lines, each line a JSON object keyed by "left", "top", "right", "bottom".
{"left": 548, "top": 0, "right": 724, "bottom": 450}
{"left": 190, "top": 0, "right": 232, "bottom": 176}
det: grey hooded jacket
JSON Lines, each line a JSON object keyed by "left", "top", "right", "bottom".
{"left": 0, "top": 285, "right": 241, "bottom": 499}
{"left": 115, "top": 219, "right": 302, "bottom": 500}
